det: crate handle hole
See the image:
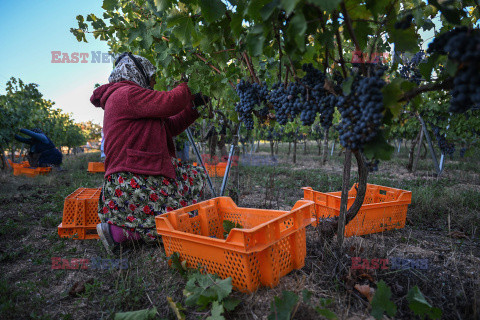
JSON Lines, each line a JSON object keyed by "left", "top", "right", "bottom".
{"left": 379, "top": 189, "right": 387, "bottom": 195}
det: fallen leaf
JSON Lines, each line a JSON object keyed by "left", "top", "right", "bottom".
{"left": 359, "top": 273, "right": 375, "bottom": 283}
{"left": 69, "top": 278, "right": 94, "bottom": 297}
{"left": 448, "top": 231, "right": 468, "bottom": 239}
{"left": 354, "top": 284, "right": 375, "bottom": 302}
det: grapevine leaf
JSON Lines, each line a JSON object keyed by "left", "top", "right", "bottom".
{"left": 167, "top": 14, "right": 195, "bottom": 46}
{"left": 247, "top": 0, "right": 273, "bottom": 18}
{"left": 230, "top": 12, "right": 243, "bottom": 38}
{"left": 342, "top": 77, "right": 354, "bottom": 95}
{"left": 418, "top": 54, "right": 439, "bottom": 81}
{"left": 388, "top": 25, "right": 420, "bottom": 53}
{"left": 406, "top": 286, "right": 442, "bottom": 320}
{"left": 286, "top": 12, "right": 307, "bottom": 51}
{"left": 428, "top": 0, "right": 463, "bottom": 25}
{"left": 213, "top": 277, "right": 233, "bottom": 302}
{"left": 445, "top": 59, "right": 458, "bottom": 77}
{"left": 382, "top": 78, "right": 404, "bottom": 117}
{"left": 222, "top": 298, "right": 241, "bottom": 311}
{"left": 351, "top": 20, "right": 373, "bottom": 50}
{"left": 302, "top": 289, "right": 312, "bottom": 303}
{"left": 308, "top": 0, "right": 342, "bottom": 13}
{"left": 199, "top": 0, "right": 226, "bottom": 23}
{"left": 114, "top": 307, "right": 157, "bottom": 320}
{"left": 365, "top": 0, "right": 390, "bottom": 18}
{"left": 247, "top": 33, "right": 265, "bottom": 56}
{"left": 206, "top": 301, "right": 225, "bottom": 320}
{"left": 280, "top": 0, "right": 300, "bottom": 15}
{"left": 261, "top": 0, "right": 279, "bottom": 20}
{"left": 154, "top": 0, "right": 172, "bottom": 11}
{"left": 363, "top": 131, "right": 394, "bottom": 160}
{"left": 314, "top": 307, "right": 338, "bottom": 320}
{"left": 267, "top": 291, "right": 299, "bottom": 320}
{"left": 370, "top": 280, "right": 397, "bottom": 320}
{"left": 102, "top": 0, "right": 117, "bottom": 11}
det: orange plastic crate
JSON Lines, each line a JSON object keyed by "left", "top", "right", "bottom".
{"left": 302, "top": 184, "right": 412, "bottom": 237}
{"left": 58, "top": 187, "right": 102, "bottom": 239}
{"left": 87, "top": 162, "right": 105, "bottom": 173}
{"left": 204, "top": 162, "right": 238, "bottom": 177}
{"left": 155, "top": 197, "right": 315, "bottom": 292}
{"left": 8, "top": 159, "right": 51, "bottom": 177}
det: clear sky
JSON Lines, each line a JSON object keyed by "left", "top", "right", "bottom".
{"left": 0, "top": 0, "right": 113, "bottom": 125}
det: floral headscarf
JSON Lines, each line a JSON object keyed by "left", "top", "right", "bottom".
{"left": 108, "top": 53, "right": 157, "bottom": 89}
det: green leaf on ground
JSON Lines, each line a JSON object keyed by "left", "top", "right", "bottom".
{"left": 184, "top": 272, "right": 233, "bottom": 309}
{"left": 315, "top": 307, "right": 338, "bottom": 320}
{"left": 268, "top": 291, "right": 299, "bottom": 320}
{"left": 406, "top": 286, "right": 442, "bottom": 319}
{"left": 114, "top": 308, "right": 157, "bottom": 320}
{"left": 370, "top": 280, "right": 397, "bottom": 320}
{"left": 223, "top": 298, "right": 241, "bottom": 311}
{"left": 206, "top": 301, "right": 225, "bottom": 320}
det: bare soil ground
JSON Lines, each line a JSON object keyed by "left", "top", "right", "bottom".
{"left": 0, "top": 143, "right": 479, "bottom": 319}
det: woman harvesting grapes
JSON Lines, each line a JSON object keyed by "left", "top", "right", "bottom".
{"left": 90, "top": 52, "right": 209, "bottom": 253}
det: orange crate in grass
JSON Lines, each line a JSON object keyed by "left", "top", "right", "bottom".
{"left": 58, "top": 187, "right": 102, "bottom": 239}
{"left": 204, "top": 162, "right": 226, "bottom": 177}
{"left": 155, "top": 197, "right": 315, "bottom": 292}
{"left": 87, "top": 162, "right": 105, "bottom": 173}
{"left": 8, "top": 159, "right": 51, "bottom": 177}
{"left": 302, "top": 184, "right": 412, "bottom": 237}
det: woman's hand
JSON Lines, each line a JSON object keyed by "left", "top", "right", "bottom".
{"left": 193, "top": 93, "right": 210, "bottom": 108}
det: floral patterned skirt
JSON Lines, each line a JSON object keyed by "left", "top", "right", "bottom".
{"left": 98, "top": 158, "right": 206, "bottom": 241}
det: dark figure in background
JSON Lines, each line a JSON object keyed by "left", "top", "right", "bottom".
{"left": 14, "top": 128, "right": 63, "bottom": 167}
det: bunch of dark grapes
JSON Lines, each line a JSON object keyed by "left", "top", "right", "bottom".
{"left": 336, "top": 68, "right": 386, "bottom": 150}
{"left": 399, "top": 51, "right": 424, "bottom": 84}
{"left": 432, "top": 126, "right": 455, "bottom": 155}
{"left": 318, "top": 95, "right": 337, "bottom": 129}
{"left": 268, "top": 82, "right": 293, "bottom": 125}
{"left": 395, "top": 14, "right": 413, "bottom": 30}
{"left": 235, "top": 80, "right": 269, "bottom": 129}
{"left": 427, "top": 27, "right": 480, "bottom": 113}
{"left": 252, "top": 82, "right": 270, "bottom": 117}
{"left": 460, "top": 147, "right": 467, "bottom": 158}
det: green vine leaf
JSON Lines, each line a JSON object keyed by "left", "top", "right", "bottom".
{"left": 268, "top": 291, "right": 299, "bottom": 320}
{"left": 370, "top": 280, "right": 397, "bottom": 320}
{"left": 406, "top": 286, "right": 442, "bottom": 320}
{"left": 206, "top": 301, "right": 225, "bottom": 320}
{"left": 114, "top": 308, "right": 157, "bottom": 320}
{"left": 199, "top": 0, "right": 226, "bottom": 23}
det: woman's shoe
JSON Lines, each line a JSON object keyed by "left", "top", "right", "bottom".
{"left": 96, "top": 223, "right": 117, "bottom": 255}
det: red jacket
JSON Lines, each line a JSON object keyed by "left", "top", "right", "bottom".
{"left": 90, "top": 81, "right": 199, "bottom": 179}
